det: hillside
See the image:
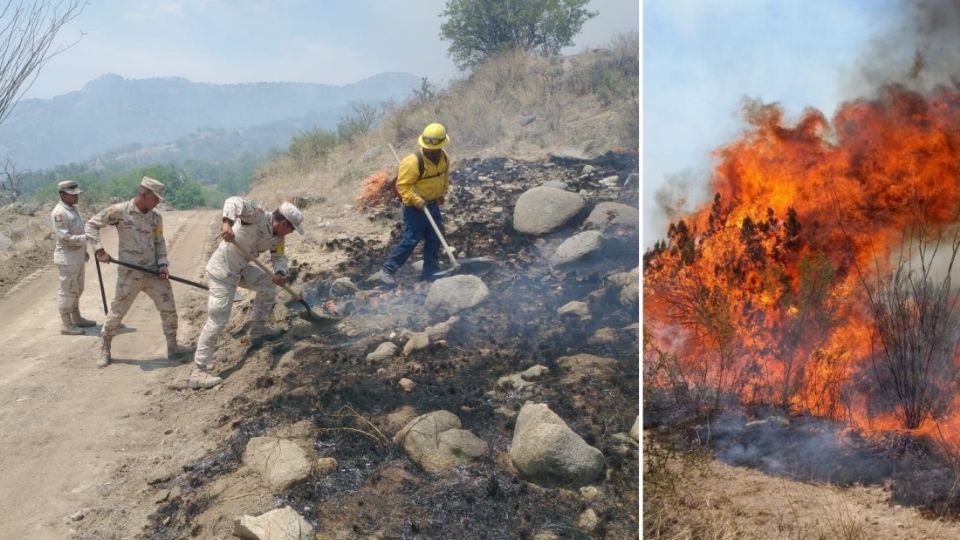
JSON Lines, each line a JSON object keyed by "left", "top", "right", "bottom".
{"left": 0, "top": 38, "right": 641, "bottom": 539}
{"left": 0, "top": 72, "right": 420, "bottom": 169}
{"left": 247, "top": 38, "right": 639, "bottom": 207}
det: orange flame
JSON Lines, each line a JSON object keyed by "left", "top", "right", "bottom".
{"left": 355, "top": 169, "right": 394, "bottom": 211}
{"left": 645, "top": 85, "right": 960, "bottom": 441}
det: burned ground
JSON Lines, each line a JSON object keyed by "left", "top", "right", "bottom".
{"left": 645, "top": 394, "right": 960, "bottom": 521}
{"left": 144, "top": 152, "right": 639, "bottom": 538}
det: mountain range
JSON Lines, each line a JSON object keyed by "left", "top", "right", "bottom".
{"left": 0, "top": 72, "right": 420, "bottom": 170}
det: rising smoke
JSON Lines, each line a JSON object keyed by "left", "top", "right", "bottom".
{"left": 854, "top": 0, "right": 960, "bottom": 95}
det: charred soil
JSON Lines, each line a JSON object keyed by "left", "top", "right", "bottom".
{"left": 144, "top": 153, "right": 640, "bottom": 538}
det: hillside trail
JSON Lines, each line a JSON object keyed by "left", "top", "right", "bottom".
{"left": 0, "top": 209, "right": 221, "bottom": 539}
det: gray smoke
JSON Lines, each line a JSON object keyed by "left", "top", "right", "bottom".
{"left": 853, "top": 0, "right": 960, "bottom": 95}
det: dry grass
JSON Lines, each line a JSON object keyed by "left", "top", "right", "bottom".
{"left": 641, "top": 430, "right": 958, "bottom": 539}
{"left": 246, "top": 34, "right": 639, "bottom": 210}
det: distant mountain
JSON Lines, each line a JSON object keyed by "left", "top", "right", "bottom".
{"left": 0, "top": 72, "right": 420, "bottom": 169}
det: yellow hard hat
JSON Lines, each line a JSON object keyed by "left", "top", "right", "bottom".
{"left": 418, "top": 122, "right": 450, "bottom": 149}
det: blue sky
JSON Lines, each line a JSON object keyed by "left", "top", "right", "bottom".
{"left": 25, "top": 0, "right": 639, "bottom": 99}
{"left": 644, "top": 0, "right": 896, "bottom": 242}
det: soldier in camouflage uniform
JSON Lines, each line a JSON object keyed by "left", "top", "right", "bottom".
{"left": 188, "top": 197, "right": 304, "bottom": 389}
{"left": 86, "top": 177, "right": 188, "bottom": 367}
{"left": 51, "top": 180, "right": 96, "bottom": 335}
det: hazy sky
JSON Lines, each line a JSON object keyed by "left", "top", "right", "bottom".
{"left": 644, "top": 0, "right": 896, "bottom": 243}
{"left": 24, "top": 0, "right": 639, "bottom": 99}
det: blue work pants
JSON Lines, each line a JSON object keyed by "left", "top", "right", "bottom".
{"left": 383, "top": 202, "right": 442, "bottom": 280}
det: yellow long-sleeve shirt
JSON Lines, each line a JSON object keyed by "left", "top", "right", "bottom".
{"left": 395, "top": 150, "right": 449, "bottom": 207}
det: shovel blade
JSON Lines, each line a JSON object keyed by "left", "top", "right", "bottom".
{"left": 432, "top": 257, "right": 496, "bottom": 278}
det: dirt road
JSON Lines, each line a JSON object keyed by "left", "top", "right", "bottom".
{"left": 0, "top": 209, "right": 218, "bottom": 539}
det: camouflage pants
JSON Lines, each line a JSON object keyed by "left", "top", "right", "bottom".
{"left": 56, "top": 262, "right": 85, "bottom": 313}
{"left": 193, "top": 266, "right": 276, "bottom": 368}
{"left": 102, "top": 268, "right": 178, "bottom": 341}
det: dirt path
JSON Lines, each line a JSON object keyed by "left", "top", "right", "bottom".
{"left": 0, "top": 209, "right": 219, "bottom": 539}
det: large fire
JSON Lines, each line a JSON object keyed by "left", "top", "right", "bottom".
{"left": 644, "top": 85, "right": 960, "bottom": 444}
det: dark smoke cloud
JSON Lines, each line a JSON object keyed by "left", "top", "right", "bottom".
{"left": 855, "top": 0, "right": 960, "bottom": 94}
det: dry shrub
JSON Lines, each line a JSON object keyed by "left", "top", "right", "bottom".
{"left": 644, "top": 437, "right": 745, "bottom": 539}
{"left": 247, "top": 40, "right": 638, "bottom": 208}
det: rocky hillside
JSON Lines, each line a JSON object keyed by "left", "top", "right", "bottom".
{"left": 131, "top": 150, "right": 639, "bottom": 539}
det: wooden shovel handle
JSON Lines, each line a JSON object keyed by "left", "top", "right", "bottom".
{"left": 387, "top": 143, "right": 460, "bottom": 268}
{"left": 230, "top": 242, "right": 301, "bottom": 301}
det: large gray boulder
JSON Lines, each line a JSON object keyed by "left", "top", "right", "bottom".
{"left": 513, "top": 186, "right": 585, "bottom": 235}
{"left": 394, "top": 410, "right": 489, "bottom": 473}
{"left": 243, "top": 437, "right": 312, "bottom": 493}
{"left": 509, "top": 402, "right": 604, "bottom": 487}
{"left": 608, "top": 267, "right": 639, "bottom": 306}
{"left": 550, "top": 231, "right": 603, "bottom": 266}
{"left": 426, "top": 275, "right": 489, "bottom": 315}
{"left": 233, "top": 506, "right": 314, "bottom": 540}
{"left": 584, "top": 202, "right": 639, "bottom": 232}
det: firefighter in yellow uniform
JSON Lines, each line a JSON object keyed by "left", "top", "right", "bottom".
{"left": 85, "top": 177, "right": 188, "bottom": 367}
{"left": 51, "top": 180, "right": 96, "bottom": 335}
{"left": 368, "top": 122, "right": 450, "bottom": 285}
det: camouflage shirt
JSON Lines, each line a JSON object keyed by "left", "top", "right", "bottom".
{"left": 51, "top": 201, "right": 87, "bottom": 265}
{"left": 85, "top": 199, "right": 168, "bottom": 268}
{"left": 205, "top": 197, "right": 288, "bottom": 283}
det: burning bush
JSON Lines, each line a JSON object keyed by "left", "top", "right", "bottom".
{"left": 355, "top": 168, "right": 394, "bottom": 211}
{"left": 645, "top": 84, "right": 960, "bottom": 434}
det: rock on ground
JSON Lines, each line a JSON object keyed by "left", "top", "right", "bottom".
{"left": 243, "top": 437, "right": 312, "bottom": 493}
{"left": 589, "top": 327, "right": 617, "bottom": 344}
{"left": 577, "top": 508, "right": 600, "bottom": 532}
{"left": 608, "top": 267, "right": 639, "bottom": 306}
{"left": 584, "top": 202, "right": 639, "bottom": 232}
{"left": 550, "top": 231, "right": 603, "bottom": 266}
{"left": 630, "top": 416, "right": 639, "bottom": 442}
{"left": 402, "top": 331, "right": 430, "bottom": 356}
{"left": 234, "top": 505, "right": 314, "bottom": 540}
{"left": 366, "top": 342, "right": 398, "bottom": 363}
{"left": 315, "top": 457, "right": 337, "bottom": 476}
{"left": 557, "top": 301, "right": 590, "bottom": 320}
{"left": 329, "top": 277, "right": 359, "bottom": 298}
{"left": 558, "top": 354, "right": 617, "bottom": 386}
{"left": 521, "top": 365, "right": 550, "bottom": 381}
{"left": 394, "top": 410, "right": 488, "bottom": 473}
{"left": 513, "top": 186, "right": 585, "bottom": 235}
{"left": 425, "top": 275, "right": 489, "bottom": 315}
{"left": 398, "top": 377, "right": 416, "bottom": 392}
{"left": 425, "top": 315, "right": 460, "bottom": 341}
{"left": 509, "top": 402, "right": 604, "bottom": 487}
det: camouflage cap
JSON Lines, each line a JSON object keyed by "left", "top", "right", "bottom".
{"left": 278, "top": 202, "right": 304, "bottom": 235}
{"left": 57, "top": 180, "right": 82, "bottom": 195}
{"left": 140, "top": 176, "right": 165, "bottom": 201}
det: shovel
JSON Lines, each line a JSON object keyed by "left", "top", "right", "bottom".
{"left": 229, "top": 242, "right": 340, "bottom": 326}
{"left": 387, "top": 144, "right": 496, "bottom": 278}
{"left": 108, "top": 256, "right": 209, "bottom": 290}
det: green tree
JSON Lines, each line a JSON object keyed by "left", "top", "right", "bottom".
{"left": 288, "top": 129, "right": 338, "bottom": 164}
{"left": 440, "top": 0, "right": 596, "bottom": 69}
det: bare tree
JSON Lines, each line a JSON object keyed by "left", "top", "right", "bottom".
{"left": 0, "top": 0, "right": 84, "bottom": 126}
{"left": 866, "top": 223, "right": 960, "bottom": 429}
{"left": 0, "top": 156, "right": 27, "bottom": 201}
